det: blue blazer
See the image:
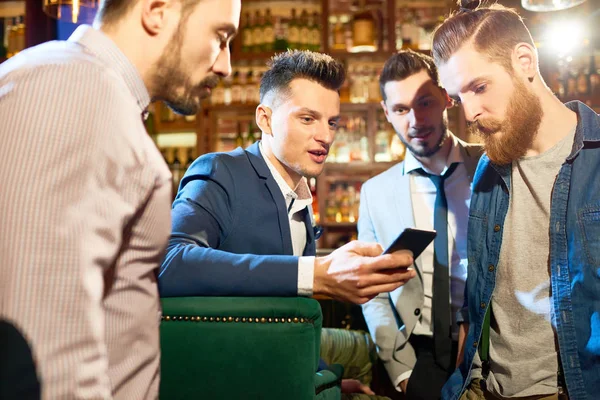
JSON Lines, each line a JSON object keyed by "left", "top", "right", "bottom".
{"left": 158, "top": 142, "right": 316, "bottom": 297}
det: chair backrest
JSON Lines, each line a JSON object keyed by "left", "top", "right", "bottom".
{"left": 159, "top": 296, "right": 324, "bottom": 400}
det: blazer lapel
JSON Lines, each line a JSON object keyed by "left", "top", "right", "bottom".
{"left": 245, "top": 142, "right": 294, "bottom": 255}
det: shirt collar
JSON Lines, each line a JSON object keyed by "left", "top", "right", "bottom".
{"left": 68, "top": 25, "right": 151, "bottom": 115}
{"left": 404, "top": 131, "right": 464, "bottom": 176}
{"left": 259, "top": 142, "right": 312, "bottom": 209}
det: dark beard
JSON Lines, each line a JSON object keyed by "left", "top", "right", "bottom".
{"left": 400, "top": 117, "right": 448, "bottom": 158}
{"left": 149, "top": 20, "right": 217, "bottom": 116}
{"left": 469, "top": 78, "right": 543, "bottom": 165}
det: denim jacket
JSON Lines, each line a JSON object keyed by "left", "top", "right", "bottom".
{"left": 442, "top": 101, "right": 600, "bottom": 400}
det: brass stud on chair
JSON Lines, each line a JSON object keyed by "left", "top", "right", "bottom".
{"left": 260, "top": 317, "right": 266, "bottom": 323}
{"left": 202, "top": 317, "right": 208, "bottom": 322}
{"left": 242, "top": 317, "right": 247, "bottom": 323}
{"left": 235, "top": 317, "right": 240, "bottom": 322}
{"left": 274, "top": 318, "right": 279, "bottom": 323}
{"left": 300, "top": 318, "right": 305, "bottom": 323}
{"left": 184, "top": 316, "right": 189, "bottom": 321}
{"left": 293, "top": 317, "right": 299, "bottom": 323}
{"left": 216, "top": 317, "right": 221, "bottom": 322}
{"left": 209, "top": 317, "right": 214, "bottom": 322}
{"left": 165, "top": 316, "right": 170, "bottom": 321}
{"left": 178, "top": 316, "right": 184, "bottom": 321}
{"left": 228, "top": 317, "right": 233, "bottom": 322}
{"left": 268, "top": 318, "right": 273, "bottom": 323}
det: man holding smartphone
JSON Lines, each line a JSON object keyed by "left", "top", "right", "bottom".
{"left": 358, "top": 50, "right": 482, "bottom": 399}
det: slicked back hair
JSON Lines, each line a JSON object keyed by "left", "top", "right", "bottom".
{"left": 379, "top": 50, "right": 441, "bottom": 101}
{"left": 432, "top": 1, "right": 535, "bottom": 72}
{"left": 260, "top": 50, "right": 345, "bottom": 107}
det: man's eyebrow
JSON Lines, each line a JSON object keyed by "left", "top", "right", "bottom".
{"left": 296, "top": 107, "right": 323, "bottom": 119}
{"left": 460, "top": 76, "right": 490, "bottom": 94}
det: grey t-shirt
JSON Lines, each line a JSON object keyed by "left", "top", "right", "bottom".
{"left": 472, "top": 129, "right": 575, "bottom": 397}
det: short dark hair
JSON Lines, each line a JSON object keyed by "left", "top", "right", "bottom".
{"left": 432, "top": 1, "right": 535, "bottom": 72}
{"left": 260, "top": 50, "right": 346, "bottom": 106}
{"left": 379, "top": 50, "right": 440, "bottom": 101}
{"left": 96, "top": 0, "right": 200, "bottom": 26}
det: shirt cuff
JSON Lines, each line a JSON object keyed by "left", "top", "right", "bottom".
{"left": 297, "top": 256, "right": 315, "bottom": 297}
{"left": 394, "top": 370, "right": 413, "bottom": 392}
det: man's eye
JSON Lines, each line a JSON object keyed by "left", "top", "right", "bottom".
{"left": 395, "top": 108, "right": 408, "bottom": 115}
{"left": 475, "top": 84, "right": 487, "bottom": 94}
{"left": 301, "top": 117, "right": 314, "bottom": 123}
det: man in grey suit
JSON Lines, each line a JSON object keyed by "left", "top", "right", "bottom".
{"left": 358, "top": 50, "right": 483, "bottom": 400}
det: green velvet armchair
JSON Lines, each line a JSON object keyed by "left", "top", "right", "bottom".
{"left": 159, "top": 297, "right": 342, "bottom": 400}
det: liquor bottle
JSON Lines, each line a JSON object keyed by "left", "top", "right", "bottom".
{"left": 351, "top": 0, "right": 377, "bottom": 52}
{"left": 310, "top": 11, "right": 321, "bottom": 51}
{"left": 576, "top": 66, "right": 590, "bottom": 96}
{"left": 241, "top": 11, "right": 253, "bottom": 53}
{"left": 185, "top": 147, "right": 195, "bottom": 169}
{"left": 223, "top": 74, "right": 232, "bottom": 105}
{"left": 331, "top": 16, "right": 346, "bottom": 51}
{"left": 590, "top": 54, "right": 600, "bottom": 97}
{"left": 0, "top": 19, "right": 7, "bottom": 61}
{"left": 16, "top": 17, "right": 25, "bottom": 54}
{"left": 273, "top": 14, "right": 289, "bottom": 51}
{"left": 243, "top": 69, "right": 255, "bottom": 104}
{"left": 246, "top": 122, "right": 257, "bottom": 147}
{"left": 252, "top": 10, "right": 264, "bottom": 53}
{"left": 299, "top": 9, "right": 310, "bottom": 50}
{"left": 230, "top": 70, "right": 243, "bottom": 104}
{"left": 235, "top": 122, "right": 245, "bottom": 148}
{"left": 171, "top": 148, "right": 182, "bottom": 191}
{"left": 263, "top": 8, "right": 275, "bottom": 52}
{"left": 288, "top": 9, "right": 300, "bottom": 50}
{"left": 212, "top": 78, "right": 225, "bottom": 105}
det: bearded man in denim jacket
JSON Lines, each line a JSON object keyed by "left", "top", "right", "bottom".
{"left": 431, "top": 2, "right": 600, "bottom": 399}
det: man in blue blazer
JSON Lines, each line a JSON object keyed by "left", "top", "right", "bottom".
{"left": 359, "top": 51, "right": 483, "bottom": 399}
{"left": 159, "top": 50, "right": 415, "bottom": 310}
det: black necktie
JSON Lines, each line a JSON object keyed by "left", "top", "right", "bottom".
{"left": 418, "top": 163, "right": 458, "bottom": 370}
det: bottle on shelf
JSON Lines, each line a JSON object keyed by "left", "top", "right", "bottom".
{"left": 252, "top": 10, "right": 264, "bottom": 53}
{"left": 243, "top": 69, "right": 256, "bottom": 105}
{"left": 299, "top": 9, "right": 311, "bottom": 50}
{"left": 590, "top": 53, "right": 600, "bottom": 97}
{"left": 263, "top": 8, "right": 275, "bottom": 52}
{"left": 212, "top": 77, "right": 225, "bottom": 105}
{"left": 241, "top": 11, "right": 253, "bottom": 53}
{"left": 223, "top": 74, "right": 233, "bottom": 105}
{"left": 288, "top": 9, "right": 300, "bottom": 50}
{"left": 246, "top": 122, "right": 257, "bottom": 147}
{"left": 273, "top": 13, "right": 289, "bottom": 51}
{"left": 350, "top": 0, "right": 377, "bottom": 52}
{"left": 231, "top": 70, "right": 243, "bottom": 104}
{"left": 310, "top": 11, "right": 321, "bottom": 52}
{"left": 185, "top": 147, "right": 195, "bottom": 169}
{"left": 235, "top": 122, "right": 245, "bottom": 148}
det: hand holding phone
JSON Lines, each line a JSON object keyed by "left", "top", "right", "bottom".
{"left": 382, "top": 228, "right": 437, "bottom": 259}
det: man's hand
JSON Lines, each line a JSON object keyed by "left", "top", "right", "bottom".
{"left": 399, "top": 379, "right": 409, "bottom": 393}
{"left": 456, "top": 323, "right": 469, "bottom": 368}
{"left": 341, "top": 379, "right": 375, "bottom": 395}
{"left": 313, "top": 241, "right": 416, "bottom": 304}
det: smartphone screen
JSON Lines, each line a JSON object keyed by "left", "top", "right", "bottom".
{"left": 382, "top": 228, "right": 437, "bottom": 259}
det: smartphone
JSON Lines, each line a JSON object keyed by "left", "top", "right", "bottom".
{"left": 382, "top": 228, "right": 437, "bottom": 259}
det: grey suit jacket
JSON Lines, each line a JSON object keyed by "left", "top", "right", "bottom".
{"left": 358, "top": 136, "right": 483, "bottom": 386}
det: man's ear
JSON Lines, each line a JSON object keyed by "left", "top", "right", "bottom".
{"left": 441, "top": 88, "right": 454, "bottom": 109}
{"left": 513, "top": 42, "right": 537, "bottom": 82}
{"left": 380, "top": 100, "right": 390, "bottom": 121}
{"left": 256, "top": 104, "right": 273, "bottom": 136}
{"left": 141, "top": 0, "right": 176, "bottom": 35}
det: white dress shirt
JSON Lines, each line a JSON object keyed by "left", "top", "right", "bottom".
{"left": 260, "top": 143, "right": 315, "bottom": 296}
{"left": 394, "top": 134, "right": 470, "bottom": 389}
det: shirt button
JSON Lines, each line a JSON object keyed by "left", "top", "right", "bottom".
{"left": 488, "top": 264, "right": 495, "bottom": 272}
{"left": 480, "top": 302, "right": 486, "bottom": 309}
{"left": 494, "top": 224, "right": 501, "bottom": 232}
{"left": 473, "top": 341, "right": 478, "bottom": 348}
{"left": 414, "top": 308, "right": 421, "bottom": 316}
